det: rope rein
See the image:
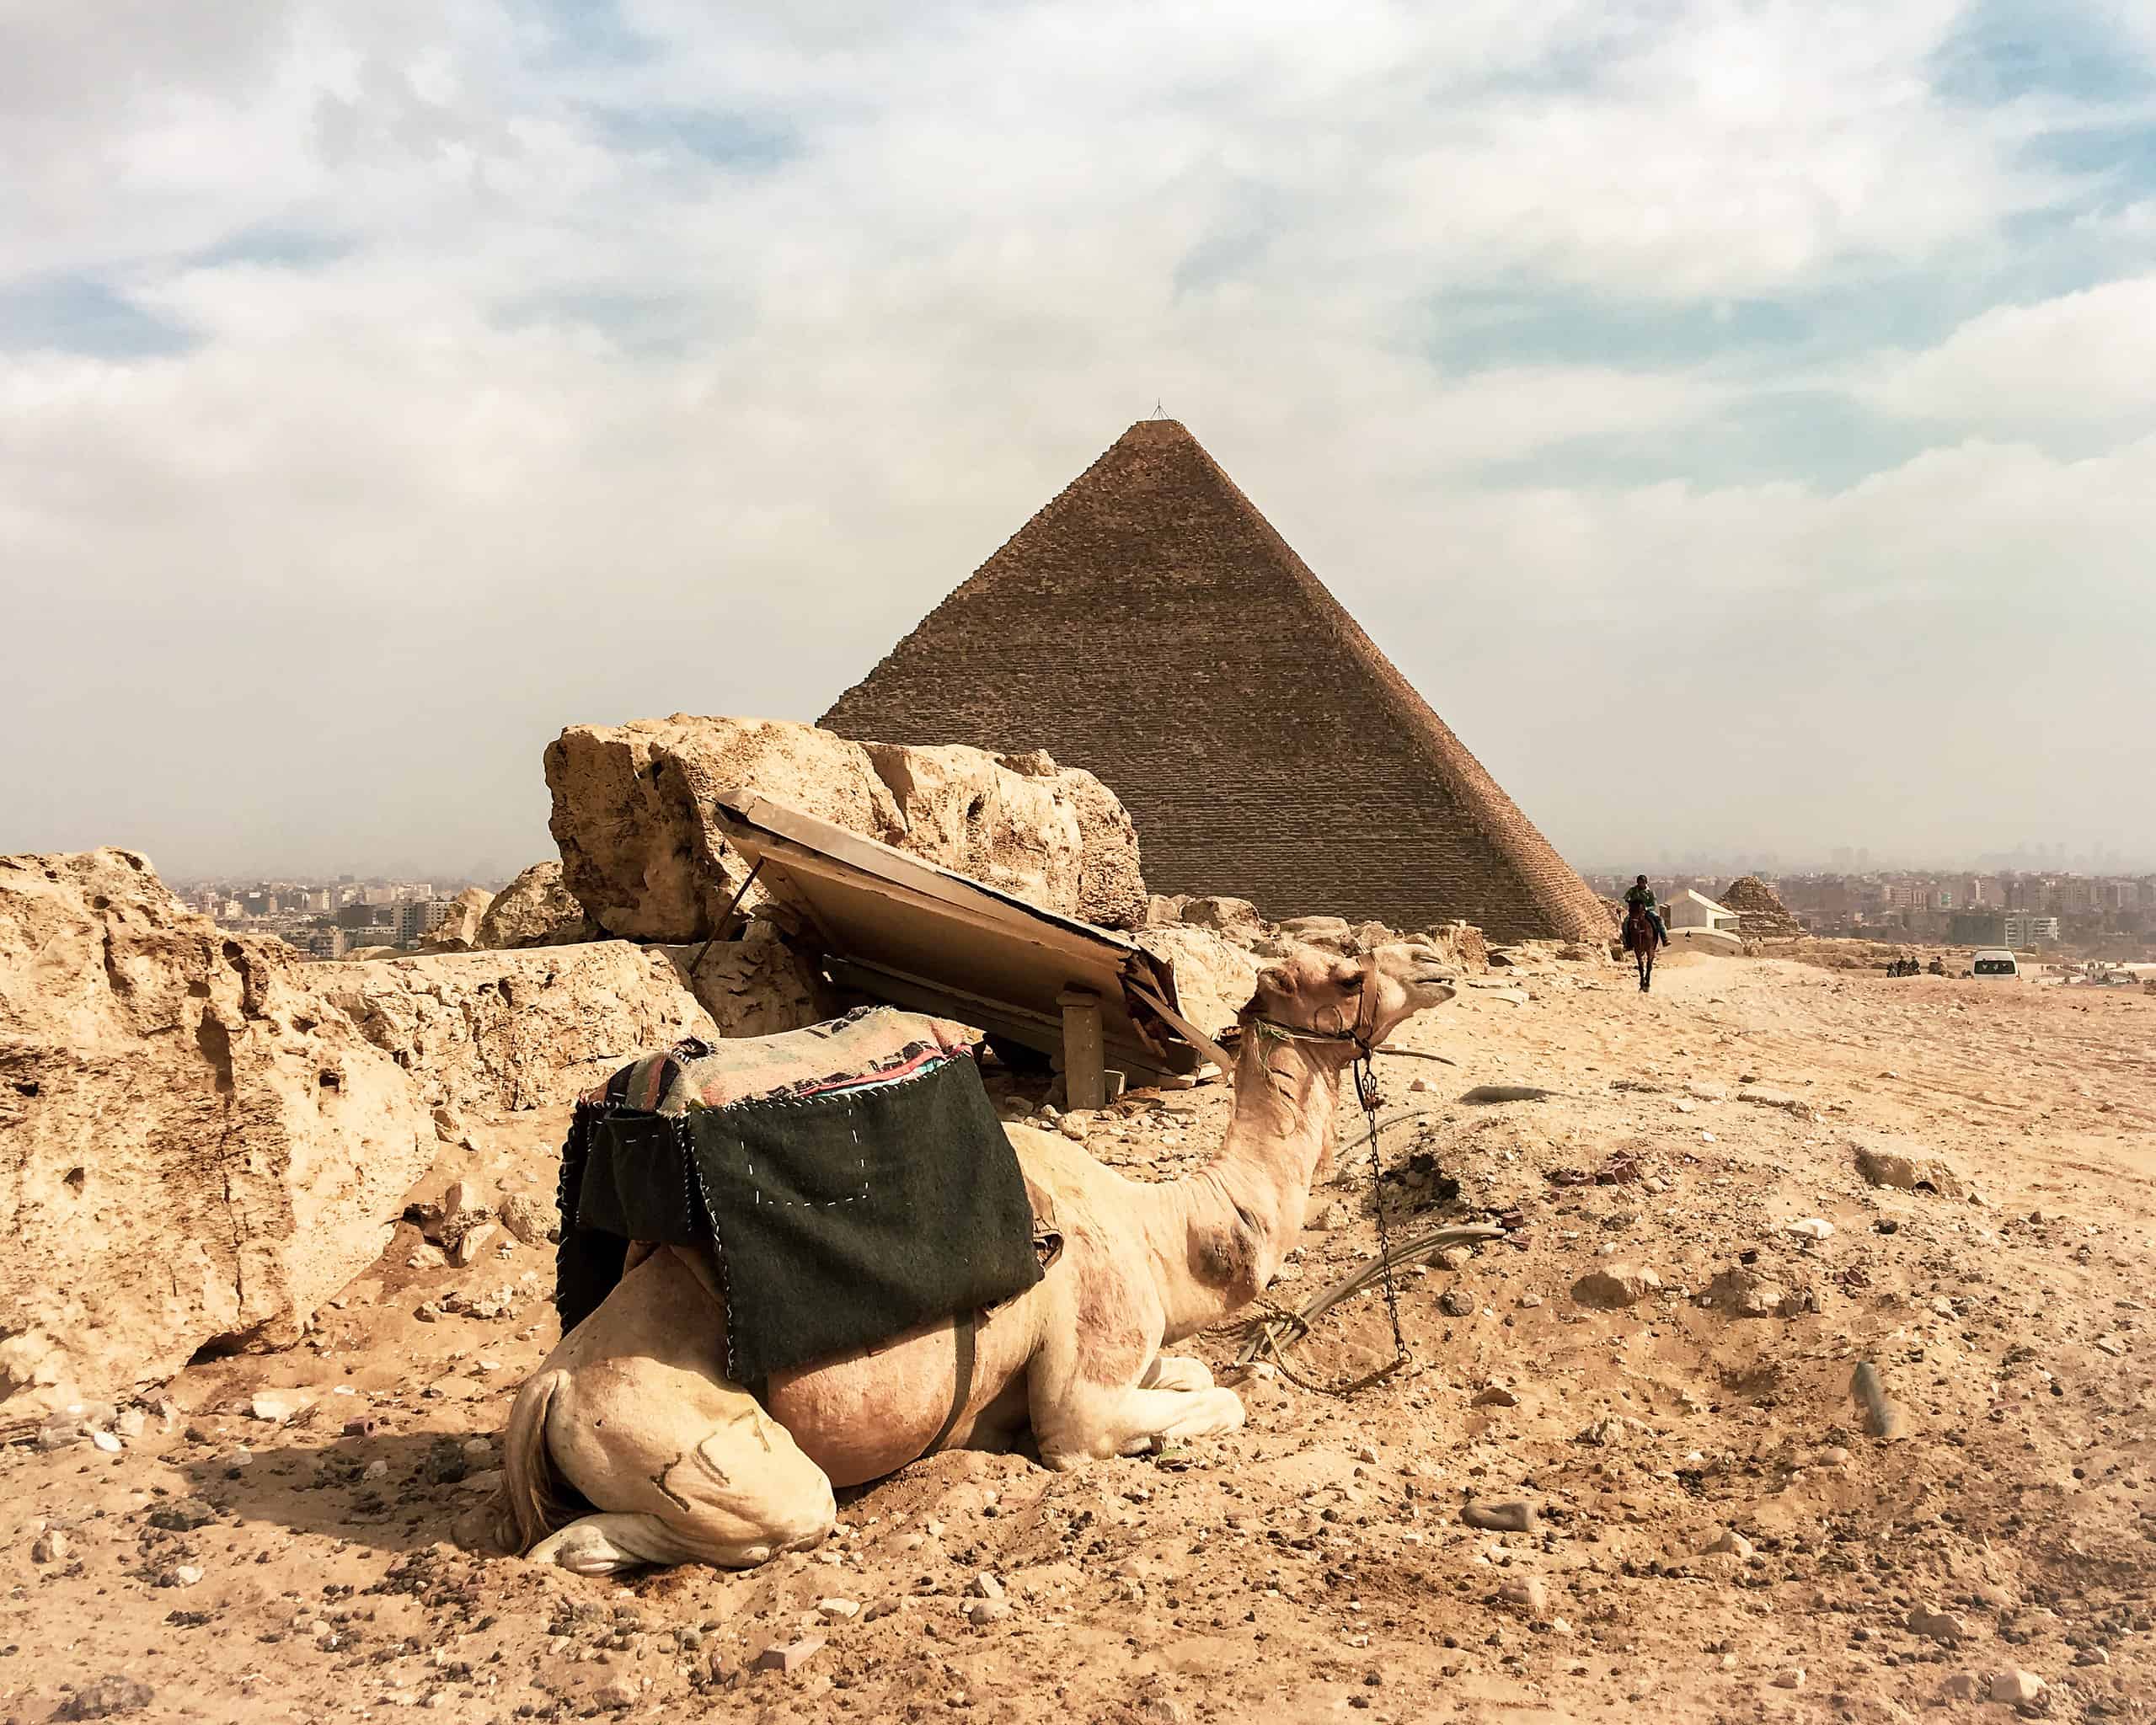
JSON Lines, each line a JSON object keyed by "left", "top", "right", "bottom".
{"left": 1240, "top": 977, "right": 1411, "bottom": 1397}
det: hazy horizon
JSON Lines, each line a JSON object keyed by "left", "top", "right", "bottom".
{"left": 5, "top": 3, "right": 2153, "bottom": 883}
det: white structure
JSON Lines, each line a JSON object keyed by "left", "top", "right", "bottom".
{"left": 1657, "top": 889, "right": 1743, "bottom": 954}
{"left": 1666, "top": 889, "right": 1741, "bottom": 934}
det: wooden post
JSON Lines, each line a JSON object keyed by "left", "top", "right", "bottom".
{"left": 1057, "top": 986, "right": 1106, "bottom": 1112}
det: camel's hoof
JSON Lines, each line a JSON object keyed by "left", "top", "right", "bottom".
{"left": 450, "top": 1501, "right": 513, "bottom": 1557}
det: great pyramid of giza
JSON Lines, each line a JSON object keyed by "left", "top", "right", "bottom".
{"left": 821, "top": 419, "right": 1607, "bottom": 943}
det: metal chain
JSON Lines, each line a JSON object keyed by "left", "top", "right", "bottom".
{"left": 1240, "top": 1040, "right": 1410, "bottom": 1400}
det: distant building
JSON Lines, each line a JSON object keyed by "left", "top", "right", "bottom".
{"left": 2004, "top": 913, "right": 2061, "bottom": 944}
{"left": 1950, "top": 912, "right": 2005, "bottom": 946}
{"left": 1666, "top": 889, "right": 1741, "bottom": 935}
{"left": 391, "top": 902, "right": 433, "bottom": 944}
{"left": 300, "top": 927, "right": 347, "bottom": 960}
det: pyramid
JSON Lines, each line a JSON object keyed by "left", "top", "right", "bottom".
{"left": 1719, "top": 876, "right": 1801, "bottom": 937}
{"left": 821, "top": 419, "right": 1607, "bottom": 943}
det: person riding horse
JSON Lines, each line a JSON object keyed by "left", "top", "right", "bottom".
{"left": 1624, "top": 876, "right": 1669, "bottom": 948}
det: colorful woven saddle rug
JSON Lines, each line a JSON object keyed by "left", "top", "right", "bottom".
{"left": 555, "top": 1005, "right": 1048, "bottom": 1386}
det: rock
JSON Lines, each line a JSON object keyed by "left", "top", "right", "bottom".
{"left": 1853, "top": 1144, "right": 1967, "bottom": 1198}
{"left": 249, "top": 1392, "right": 297, "bottom": 1423}
{"left": 1499, "top": 1578, "right": 1549, "bottom": 1619}
{"left": 593, "top": 1678, "right": 639, "bottom": 1712}
{"left": 55, "top": 1677, "right": 155, "bottom": 1720}
{"left": 1471, "top": 1386, "right": 1518, "bottom": 1408}
{"left": 1784, "top": 1217, "right": 1835, "bottom": 1242}
{"left": 1699, "top": 1267, "right": 1794, "bottom": 1319}
{"left": 320, "top": 942, "right": 724, "bottom": 1111}
{"left": 1907, "top": 1608, "right": 1969, "bottom": 1643}
{"left": 1736, "top": 1084, "right": 1812, "bottom": 1116}
{"left": 971, "top": 1572, "right": 1005, "bottom": 1600}
{"left": 475, "top": 862, "right": 597, "bottom": 949}
{"left": 1462, "top": 1499, "right": 1538, "bottom": 1533}
{"left": 2096, "top": 1335, "right": 2127, "bottom": 1359}
{"left": 0, "top": 850, "right": 435, "bottom": 1418}
{"left": 1438, "top": 1246, "right": 1474, "bottom": 1271}
{"left": 1132, "top": 926, "right": 1261, "bottom": 1040}
{"left": 658, "top": 916, "right": 827, "bottom": 1039}
{"left": 147, "top": 1498, "right": 217, "bottom": 1532}
{"left": 1174, "top": 896, "right": 1267, "bottom": 947}
{"left": 447, "top": 1222, "right": 499, "bottom": 1268}
{"left": 498, "top": 1193, "right": 559, "bottom": 1248}
{"left": 1703, "top": 1530, "right": 1753, "bottom": 1559}
{"left": 1570, "top": 1266, "right": 1661, "bottom": 1310}
{"left": 1057, "top": 1115, "right": 1089, "bottom": 1142}
{"left": 1683, "top": 1081, "right": 1727, "bottom": 1101}
{"left": 418, "top": 888, "right": 492, "bottom": 953}
{"left": 1317, "top": 1201, "right": 1351, "bottom": 1231}
{"left": 1276, "top": 916, "right": 1354, "bottom": 951}
{"left": 1772, "top": 1668, "right": 1806, "bottom": 1690}
{"left": 817, "top": 1598, "right": 860, "bottom": 1621}
{"left": 32, "top": 1527, "right": 72, "bottom": 1563}
{"left": 1988, "top": 1669, "right": 2044, "bottom": 1705}
{"left": 158, "top": 1564, "right": 205, "bottom": 1588}
{"left": 1938, "top": 1672, "right": 1982, "bottom": 1702}
{"left": 965, "top": 1599, "right": 1013, "bottom": 1625}
{"left": 544, "top": 717, "right": 1146, "bottom": 941}
{"left": 1439, "top": 1288, "right": 1475, "bottom": 1317}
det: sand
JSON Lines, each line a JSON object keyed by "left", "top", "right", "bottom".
{"left": 5, "top": 955, "right": 2153, "bottom": 1723}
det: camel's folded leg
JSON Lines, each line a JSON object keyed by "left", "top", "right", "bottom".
{"left": 526, "top": 1359, "right": 835, "bottom": 1576}
{"left": 1037, "top": 1384, "right": 1246, "bottom": 1468}
{"left": 1141, "top": 1354, "right": 1216, "bottom": 1392}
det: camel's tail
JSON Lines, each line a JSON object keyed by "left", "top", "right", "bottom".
{"left": 501, "top": 1369, "right": 575, "bottom": 1554}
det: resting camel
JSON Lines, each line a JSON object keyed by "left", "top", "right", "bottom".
{"left": 494, "top": 938, "right": 1458, "bottom": 1575}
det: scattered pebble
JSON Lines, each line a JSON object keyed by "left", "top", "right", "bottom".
{"left": 1462, "top": 1499, "right": 1538, "bottom": 1533}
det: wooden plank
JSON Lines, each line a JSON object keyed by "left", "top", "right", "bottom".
{"left": 1057, "top": 987, "right": 1106, "bottom": 1110}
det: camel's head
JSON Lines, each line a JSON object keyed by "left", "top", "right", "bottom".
{"left": 1244, "top": 938, "right": 1458, "bottom": 1051}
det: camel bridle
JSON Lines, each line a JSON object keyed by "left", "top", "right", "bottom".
{"left": 1238, "top": 968, "right": 1410, "bottom": 1397}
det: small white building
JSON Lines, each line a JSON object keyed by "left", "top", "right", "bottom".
{"left": 1666, "top": 889, "right": 1741, "bottom": 934}
{"left": 1661, "top": 889, "right": 1744, "bottom": 953}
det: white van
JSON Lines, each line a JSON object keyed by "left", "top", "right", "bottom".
{"left": 1971, "top": 948, "right": 2019, "bottom": 979}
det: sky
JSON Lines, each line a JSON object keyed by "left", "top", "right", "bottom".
{"left": 3, "top": 0, "right": 2153, "bottom": 883}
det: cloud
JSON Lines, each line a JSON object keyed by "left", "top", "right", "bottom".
{"left": 1864, "top": 273, "right": 2156, "bottom": 431}
{"left": 1, "top": 0, "right": 2153, "bottom": 875}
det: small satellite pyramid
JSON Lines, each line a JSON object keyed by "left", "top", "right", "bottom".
{"left": 821, "top": 419, "right": 1606, "bottom": 943}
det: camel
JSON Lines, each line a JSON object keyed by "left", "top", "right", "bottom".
{"left": 492, "top": 938, "right": 1458, "bottom": 1576}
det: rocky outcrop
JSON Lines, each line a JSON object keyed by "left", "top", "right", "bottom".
{"left": 657, "top": 918, "right": 830, "bottom": 1039}
{"left": 320, "top": 943, "right": 726, "bottom": 1111}
{"left": 419, "top": 887, "right": 493, "bottom": 953}
{"left": 475, "top": 862, "right": 597, "bottom": 949}
{"left": 0, "top": 851, "right": 435, "bottom": 1418}
{"left": 1133, "top": 927, "right": 1262, "bottom": 1040}
{"left": 544, "top": 716, "right": 1148, "bottom": 943}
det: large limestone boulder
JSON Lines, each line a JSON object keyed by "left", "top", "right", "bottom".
{"left": 321, "top": 943, "right": 730, "bottom": 1111}
{"left": 1134, "top": 926, "right": 1262, "bottom": 1041}
{"left": 418, "top": 886, "right": 493, "bottom": 953}
{"left": 476, "top": 861, "right": 597, "bottom": 949}
{"left": 0, "top": 851, "right": 435, "bottom": 1418}
{"left": 545, "top": 715, "right": 1147, "bottom": 943}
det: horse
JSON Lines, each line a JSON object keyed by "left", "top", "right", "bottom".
{"left": 1622, "top": 905, "right": 1659, "bottom": 992}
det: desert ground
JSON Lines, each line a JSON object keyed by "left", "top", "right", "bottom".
{"left": 6, "top": 950, "right": 2153, "bottom": 1725}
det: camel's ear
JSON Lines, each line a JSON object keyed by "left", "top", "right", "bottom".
{"left": 1255, "top": 965, "right": 1296, "bottom": 997}
{"left": 1329, "top": 957, "right": 1361, "bottom": 987}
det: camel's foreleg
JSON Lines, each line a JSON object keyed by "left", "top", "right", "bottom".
{"left": 1035, "top": 1381, "right": 1246, "bottom": 1468}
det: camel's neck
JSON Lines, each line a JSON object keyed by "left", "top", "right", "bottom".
{"left": 1137, "top": 1028, "right": 1352, "bottom": 1343}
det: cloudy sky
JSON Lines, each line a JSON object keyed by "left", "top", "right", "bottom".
{"left": 3, "top": 0, "right": 2153, "bottom": 882}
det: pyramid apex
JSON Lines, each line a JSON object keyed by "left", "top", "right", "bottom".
{"left": 1112, "top": 416, "right": 1197, "bottom": 448}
